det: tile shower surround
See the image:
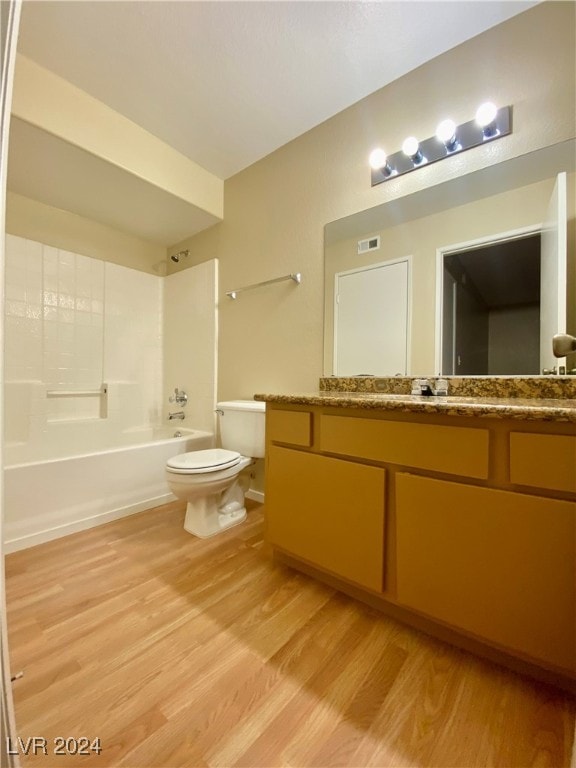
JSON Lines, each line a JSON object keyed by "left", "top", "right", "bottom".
{"left": 4, "top": 235, "right": 163, "bottom": 462}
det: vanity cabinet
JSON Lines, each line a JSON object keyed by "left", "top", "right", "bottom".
{"left": 263, "top": 402, "right": 576, "bottom": 682}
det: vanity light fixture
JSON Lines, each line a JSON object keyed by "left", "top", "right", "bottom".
{"left": 370, "top": 102, "right": 512, "bottom": 186}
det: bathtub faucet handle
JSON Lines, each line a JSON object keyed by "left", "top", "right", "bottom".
{"left": 169, "top": 387, "right": 188, "bottom": 406}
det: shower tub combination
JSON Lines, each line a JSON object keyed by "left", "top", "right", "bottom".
{"left": 3, "top": 428, "right": 214, "bottom": 553}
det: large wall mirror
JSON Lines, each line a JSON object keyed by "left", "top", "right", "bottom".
{"left": 324, "top": 140, "right": 575, "bottom": 378}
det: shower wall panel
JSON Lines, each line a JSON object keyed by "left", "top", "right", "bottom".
{"left": 4, "top": 234, "right": 163, "bottom": 462}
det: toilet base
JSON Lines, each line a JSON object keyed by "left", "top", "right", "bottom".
{"left": 182, "top": 476, "right": 249, "bottom": 538}
{"left": 184, "top": 500, "right": 247, "bottom": 538}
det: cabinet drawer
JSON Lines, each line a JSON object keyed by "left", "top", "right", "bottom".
{"left": 396, "top": 473, "right": 576, "bottom": 671}
{"left": 320, "top": 415, "right": 489, "bottom": 479}
{"left": 267, "top": 409, "right": 312, "bottom": 447}
{"left": 266, "top": 446, "right": 386, "bottom": 592}
{"left": 510, "top": 432, "right": 576, "bottom": 493}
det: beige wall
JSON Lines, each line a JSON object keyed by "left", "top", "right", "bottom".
{"left": 170, "top": 2, "right": 575, "bottom": 399}
{"left": 6, "top": 192, "right": 166, "bottom": 274}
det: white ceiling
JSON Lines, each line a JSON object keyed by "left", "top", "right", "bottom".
{"left": 16, "top": 0, "right": 538, "bottom": 181}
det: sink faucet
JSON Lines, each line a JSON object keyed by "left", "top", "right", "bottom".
{"left": 168, "top": 411, "right": 185, "bottom": 420}
{"left": 411, "top": 378, "right": 434, "bottom": 396}
{"left": 410, "top": 377, "right": 449, "bottom": 396}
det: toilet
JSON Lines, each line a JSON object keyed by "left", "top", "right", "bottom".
{"left": 165, "top": 400, "right": 266, "bottom": 538}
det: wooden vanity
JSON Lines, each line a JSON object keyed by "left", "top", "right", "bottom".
{"left": 255, "top": 379, "right": 576, "bottom": 689}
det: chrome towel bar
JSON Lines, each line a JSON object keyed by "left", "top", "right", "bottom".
{"left": 226, "top": 272, "right": 301, "bottom": 299}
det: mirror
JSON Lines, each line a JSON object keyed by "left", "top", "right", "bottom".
{"left": 324, "top": 140, "right": 576, "bottom": 377}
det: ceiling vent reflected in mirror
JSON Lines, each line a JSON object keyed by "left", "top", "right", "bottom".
{"left": 358, "top": 235, "right": 380, "bottom": 255}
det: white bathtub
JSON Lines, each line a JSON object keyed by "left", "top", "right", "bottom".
{"left": 3, "top": 428, "right": 214, "bottom": 552}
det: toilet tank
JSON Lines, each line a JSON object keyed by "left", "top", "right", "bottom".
{"left": 217, "top": 400, "right": 266, "bottom": 458}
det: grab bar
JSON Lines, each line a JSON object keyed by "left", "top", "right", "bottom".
{"left": 226, "top": 272, "right": 301, "bottom": 299}
{"left": 47, "top": 384, "right": 108, "bottom": 397}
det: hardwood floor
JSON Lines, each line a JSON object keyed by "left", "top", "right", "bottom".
{"left": 5, "top": 500, "right": 575, "bottom": 767}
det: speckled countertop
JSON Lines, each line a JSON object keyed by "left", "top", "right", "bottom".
{"left": 254, "top": 376, "right": 576, "bottom": 423}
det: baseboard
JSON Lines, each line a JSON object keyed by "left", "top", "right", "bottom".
{"left": 245, "top": 489, "right": 265, "bottom": 504}
{"left": 4, "top": 492, "right": 176, "bottom": 553}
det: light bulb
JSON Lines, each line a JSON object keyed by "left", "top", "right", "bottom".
{"left": 436, "top": 119, "right": 457, "bottom": 147}
{"left": 369, "top": 148, "right": 388, "bottom": 170}
{"left": 475, "top": 102, "right": 498, "bottom": 134}
{"left": 402, "top": 136, "right": 425, "bottom": 165}
{"left": 402, "top": 136, "right": 420, "bottom": 158}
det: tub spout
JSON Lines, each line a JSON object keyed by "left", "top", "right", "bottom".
{"left": 168, "top": 411, "right": 185, "bottom": 420}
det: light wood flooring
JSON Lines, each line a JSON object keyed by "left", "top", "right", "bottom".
{"left": 6, "top": 500, "right": 576, "bottom": 767}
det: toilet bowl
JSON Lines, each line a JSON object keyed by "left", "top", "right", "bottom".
{"left": 165, "top": 401, "right": 265, "bottom": 538}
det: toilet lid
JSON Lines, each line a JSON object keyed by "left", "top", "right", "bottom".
{"left": 166, "top": 448, "right": 241, "bottom": 474}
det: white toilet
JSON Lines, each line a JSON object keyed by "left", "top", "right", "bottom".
{"left": 165, "top": 400, "right": 266, "bottom": 538}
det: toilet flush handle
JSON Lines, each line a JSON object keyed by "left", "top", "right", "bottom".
{"left": 215, "top": 408, "right": 224, "bottom": 416}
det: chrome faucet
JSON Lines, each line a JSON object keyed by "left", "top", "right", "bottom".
{"left": 410, "top": 377, "right": 449, "bottom": 396}
{"left": 169, "top": 387, "right": 188, "bottom": 406}
{"left": 168, "top": 411, "right": 185, "bottom": 420}
{"left": 411, "top": 378, "right": 434, "bottom": 396}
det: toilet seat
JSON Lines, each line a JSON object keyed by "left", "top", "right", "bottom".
{"left": 166, "top": 448, "right": 241, "bottom": 474}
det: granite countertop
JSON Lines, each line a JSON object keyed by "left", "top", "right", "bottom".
{"left": 253, "top": 391, "right": 576, "bottom": 423}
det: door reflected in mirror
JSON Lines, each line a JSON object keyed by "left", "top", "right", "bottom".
{"left": 334, "top": 257, "right": 410, "bottom": 377}
{"left": 439, "top": 233, "right": 541, "bottom": 375}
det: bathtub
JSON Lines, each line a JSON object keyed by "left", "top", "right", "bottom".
{"left": 3, "top": 428, "right": 214, "bottom": 553}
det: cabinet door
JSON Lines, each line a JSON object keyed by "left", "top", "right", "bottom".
{"left": 396, "top": 473, "right": 576, "bottom": 672}
{"left": 266, "top": 446, "right": 386, "bottom": 592}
